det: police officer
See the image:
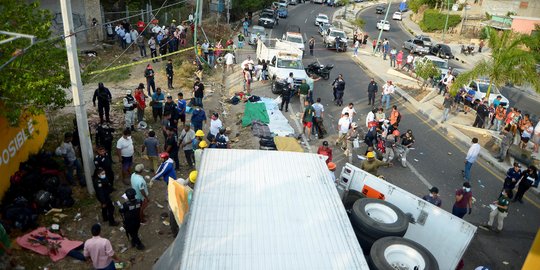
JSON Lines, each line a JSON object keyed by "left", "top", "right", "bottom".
{"left": 92, "top": 82, "right": 112, "bottom": 124}
{"left": 94, "top": 146, "right": 115, "bottom": 188}
{"left": 93, "top": 168, "right": 118, "bottom": 226}
{"left": 123, "top": 90, "right": 137, "bottom": 131}
{"left": 215, "top": 128, "right": 229, "bottom": 149}
{"left": 95, "top": 123, "right": 115, "bottom": 154}
{"left": 119, "top": 188, "right": 145, "bottom": 250}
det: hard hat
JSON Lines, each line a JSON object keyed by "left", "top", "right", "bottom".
{"left": 159, "top": 152, "right": 170, "bottom": 159}
{"left": 195, "top": 130, "right": 205, "bottom": 137}
{"left": 327, "top": 162, "right": 336, "bottom": 171}
{"left": 199, "top": 140, "right": 208, "bottom": 149}
{"left": 392, "top": 130, "right": 400, "bottom": 136}
{"left": 366, "top": 152, "right": 375, "bottom": 158}
{"left": 189, "top": 170, "right": 198, "bottom": 183}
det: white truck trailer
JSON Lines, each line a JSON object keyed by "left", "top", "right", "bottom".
{"left": 336, "top": 163, "right": 477, "bottom": 270}
{"left": 154, "top": 149, "right": 369, "bottom": 270}
{"left": 256, "top": 39, "right": 308, "bottom": 95}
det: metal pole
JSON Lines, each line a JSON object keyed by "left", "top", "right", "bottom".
{"left": 198, "top": 0, "right": 203, "bottom": 27}
{"left": 194, "top": 0, "right": 200, "bottom": 55}
{"left": 227, "top": 0, "right": 230, "bottom": 25}
{"left": 442, "top": 0, "right": 450, "bottom": 42}
{"left": 60, "top": 0, "right": 95, "bottom": 194}
{"left": 373, "top": 0, "right": 392, "bottom": 55}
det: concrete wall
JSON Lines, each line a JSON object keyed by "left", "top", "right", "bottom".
{"left": 36, "top": 0, "right": 103, "bottom": 45}
{"left": 511, "top": 16, "right": 540, "bottom": 34}
{"left": 482, "top": 0, "right": 540, "bottom": 17}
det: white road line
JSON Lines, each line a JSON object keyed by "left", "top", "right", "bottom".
{"left": 305, "top": 18, "right": 308, "bottom": 24}
{"left": 311, "top": 10, "right": 315, "bottom": 14}
{"left": 405, "top": 160, "right": 435, "bottom": 189}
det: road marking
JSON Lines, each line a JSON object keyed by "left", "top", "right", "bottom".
{"left": 311, "top": 10, "right": 315, "bottom": 14}
{"left": 305, "top": 18, "right": 308, "bottom": 24}
{"left": 405, "top": 160, "right": 434, "bottom": 189}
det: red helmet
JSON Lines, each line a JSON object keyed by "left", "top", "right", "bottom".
{"left": 159, "top": 152, "right": 169, "bottom": 159}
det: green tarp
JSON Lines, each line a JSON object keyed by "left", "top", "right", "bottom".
{"left": 242, "top": 101, "right": 270, "bottom": 127}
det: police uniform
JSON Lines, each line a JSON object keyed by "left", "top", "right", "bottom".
{"left": 120, "top": 198, "right": 144, "bottom": 249}
{"left": 95, "top": 124, "right": 115, "bottom": 154}
{"left": 123, "top": 93, "right": 137, "bottom": 130}
{"left": 94, "top": 153, "right": 115, "bottom": 187}
{"left": 92, "top": 175, "right": 117, "bottom": 225}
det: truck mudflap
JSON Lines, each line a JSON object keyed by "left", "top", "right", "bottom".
{"left": 337, "top": 163, "right": 477, "bottom": 270}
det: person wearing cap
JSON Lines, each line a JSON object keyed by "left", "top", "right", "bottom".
{"left": 193, "top": 129, "right": 205, "bottom": 150}
{"left": 144, "top": 64, "right": 156, "bottom": 96}
{"left": 452, "top": 182, "right": 473, "bottom": 218}
{"left": 165, "top": 127, "right": 180, "bottom": 170}
{"left": 134, "top": 85, "right": 146, "bottom": 124}
{"left": 502, "top": 162, "right": 522, "bottom": 199}
{"left": 209, "top": 112, "right": 223, "bottom": 139}
{"left": 123, "top": 90, "right": 137, "bottom": 131}
{"left": 84, "top": 224, "right": 121, "bottom": 269}
{"left": 361, "top": 151, "right": 390, "bottom": 176}
{"left": 93, "top": 168, "right": 119, "bottom": 226}
{"left": 327, "top": 162, "right": 337, "bottom": 183}
{"left": 180, "top": 125, "right": 196, "bottom": 167}
{"left": 119, "top": 188, "right": 145, "bottom": 250}
{"left": 301, "top": 100, "right": 315, "bottom": 141}
{"left": 345, "top": 122, "right": 361, "bottom": 158}
{"left": 130, "top": 164, "right": 149, "bottom": 223}
{"left": 422, "top": 187, "right": 442, "bottom": 207}
{"left": 195, "top": 141, "right": 208, "bottom": 170}
{"left": 94, "top": 146, "right": 115, "bottom": 188}
{"left": 482, "top": 189, "right": 509, "bottom": 232}
{"left": 150, "top": 152, "right": 177, "bottom": 187}
{"left": 381, "top": 81, "right": 395, "bottom": 110}
{"left": 317, "top": 141, "right": 333, "bottom": 164}
{"left": 151, "top": 87, "right": 165, "bottom": 122}
{"left": 191, "top": 106, "right": 207, "bottom": 132}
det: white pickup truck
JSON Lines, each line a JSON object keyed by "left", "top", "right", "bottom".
{"left": 256, "top": 39, "right": 308, "bottom": 94}
{"left": 282, "top": 31, "right": 305, "bottom": 52}
{"left": 336, "top": 163, "right": 477, "bottom": 270}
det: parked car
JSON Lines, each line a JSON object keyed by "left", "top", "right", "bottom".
{"left": 271, "top": 1, "right": 280, "bottom": 9}
{"left": 464, "top": 79, "right": 510, "bottom": 107}
{"left": 258, "top": 12, "right": 276, "bottom": 28}
{"left": 249, "top": 26, "right": 268, "bottom": 45}
{"left": 277, "top": 7, "right": 288, "bottom": 18}
{"left": 279, "top": 0, "right": 289, "bottom": 7}
{"left": 403, "top": 38, "right": 430, "bottom": 54}
{"left": 430, "top": 43, "right": 454, "bottom": 59}
{"left": 318, "top": 22, "right": 332, "bottom": 36}
{"left": 315, "top": 13, "right": 329, "bottom": 26}
{"left": 313, "top": 0, "right": 325, "bottom": 4}
{"left": 376, "top": 20, "right": 390, "bottom": 31}
{"left": 376, "top": 5, "right": 385, "bottom": 14}
{"left": 415, "top": 35, "right": 433, "bottom": 47}
{"left": 392, "top": 11, "right": 402, "bottom": 20}
{"left": 289, "top": 0, "right": 298, "bottom": 5}
{"left": 413, "top": 55, "right": 450, "bottom": 79}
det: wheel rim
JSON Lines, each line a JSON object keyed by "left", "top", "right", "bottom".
{"left": 364, "top": 203, "right": 398, "bottom": 223}
{"left": 383, "top": 244, "right": 426, "bottom": 270}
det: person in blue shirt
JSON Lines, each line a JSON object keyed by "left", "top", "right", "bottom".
{"left": 177, "top": 92, "right": 187, "bottom": 126}
{"left": 502, "top": 162, "right": 522, "bottom": 199}
{"left": 191, "top": 106, "right": 207, "bottom": 132}
{"left": 151, "top": 87, "right": 165, "bottom": 122}
{"left": 149, "top": 152, "right": 177, "bottom": 187}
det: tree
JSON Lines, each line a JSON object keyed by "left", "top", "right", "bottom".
{"left": 0, "top": 1, "right": 71, "bottom": 126}
{"left": 414, "top": 60, "right": 440, "bottom": 89}
{"left": 523, "top": 24, "right": 540, "bottom": 63}
{"left": 450, "top": 27, "right": 540, "bottom": 98}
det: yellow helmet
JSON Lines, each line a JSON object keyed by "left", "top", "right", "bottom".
{"left": 195, "top": 130, "right": 205, "bottom": 137}
{"left": 199, "top": 140, "right": 208, "bottom": 149}
{"left": 366, "top": 151, "right": 375, "bottom": 158}
{"left": 189, "top": 170, "right": 198, "bottom": 183}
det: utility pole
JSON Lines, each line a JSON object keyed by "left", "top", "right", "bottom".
{"left": 226, "top": 0, "right": 231, "bottom": 25}
{"left": 373, "top": 0, "right": 392, "bottom": 55}
{"left": 60, "top": 0, "right": 95, "bottom": 194}
{"left": 442, "top": 0, "right": 450, "bottom": 42}
{"left": 197, "top": 0, "right": 203, "bottom": 27}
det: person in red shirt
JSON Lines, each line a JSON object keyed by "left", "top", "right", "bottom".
{"left": 134, "top": 84, "right": 147, "bottom": 124}
{"left": 317, "top": 141, "right": 333, "bottom": 164}
{"left": 136, "top": 20, "right": 145, "bottom": 33}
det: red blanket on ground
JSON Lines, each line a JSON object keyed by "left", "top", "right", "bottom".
{"left": 16, "top": 227, "right": 83, "bottom": 262}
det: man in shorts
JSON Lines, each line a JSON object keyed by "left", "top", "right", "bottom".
{"left": 301, "top": 100, "right": 315, "bottom": 141}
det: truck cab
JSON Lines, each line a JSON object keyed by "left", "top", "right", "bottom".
{"left": 336, "top": 163, "right": 477, "bottom": 270}
{"left": 282, "top": 31, "right": 305, "bottom": 52}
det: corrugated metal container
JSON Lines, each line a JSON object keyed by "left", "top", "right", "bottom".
{"left": 154, "top": 149, "right": 369, "bottom": 270}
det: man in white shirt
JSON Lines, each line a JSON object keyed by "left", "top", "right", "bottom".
{"left": 312, "top": 98, "right": 325, "bottom": 138}
{"left": 224, "top": 52, "right": 235, "bottom": 71}
{"left": 365, "top": 108, "right": 376, "bottom": 128}
{"left": 341, "top": 103, "right": 356, "bottom": 122}
{"left": 116, "top": 128, "right": 135, "bottom": 184}
{"left": 463, "top": 137, "right": 481, "bottom": 182}
{"left": 382, "top": 81, "right": 395, "bottom": 110}
{"left": 241, "top": 55, "right": 255, "bottom": 74}
{"left": 336, "top": 113, "right": 350, "bottom": 150}
{"left": 209, "top": 112, "right": 223, "bottom": 138}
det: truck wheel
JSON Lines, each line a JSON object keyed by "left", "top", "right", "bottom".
{"left": 369, "top": 237, "right": 439, "bottom": 270}
{"left": 342, "top": 190, "right": 365, "bottom": 212}
{"left": 352, "top": 226, "right": 376, "bottom": 255}
{"left": 271, "top": 80, "right": 279, "bottom": 94}
{"left": 350, "top": 198, "right": 408, "bottom": 239}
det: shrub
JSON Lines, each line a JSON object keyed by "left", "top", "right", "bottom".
{"left": 420, "top": 9, "right": 461, "bottom": 32}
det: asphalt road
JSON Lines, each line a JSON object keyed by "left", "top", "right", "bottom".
{"left": 359, "top": 4, "right": 540, "bottom": 121}
{"left": 248, "top": 2, "right": 540, "bottom": 269}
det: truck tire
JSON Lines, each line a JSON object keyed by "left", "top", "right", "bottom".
{"left": 369, "top": 237, "right": 439, "bottom": 270}
{"left": 350, "top": 198, "right": 408, "bottom": 239}
{"left": 271, "top": 80, "right": 279, "bottom": 94}
{"left": 342, "top": 190, "right": 365, "bottom": 212}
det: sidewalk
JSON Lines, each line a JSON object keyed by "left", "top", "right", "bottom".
{"left": 333, "top": 5, "right": 540, "bottom": 196}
